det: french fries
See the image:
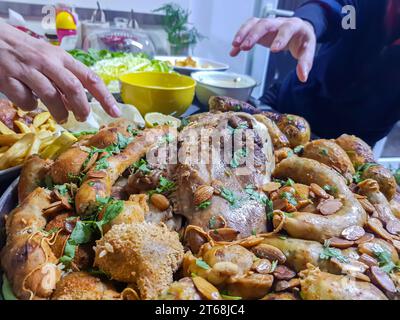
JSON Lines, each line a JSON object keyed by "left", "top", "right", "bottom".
{"left": 0, "top": 105, "right": 66, "bottom": 171}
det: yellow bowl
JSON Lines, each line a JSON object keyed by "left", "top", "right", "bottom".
{"left": 120, "top": 72, "right": 196, "bottom": 116}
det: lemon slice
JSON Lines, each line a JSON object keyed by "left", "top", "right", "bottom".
{"left": 145, "top": 112, "right": 181, "bottom": 128}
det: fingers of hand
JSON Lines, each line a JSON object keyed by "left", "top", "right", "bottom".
{"left": 0, "top": 77, "right": 37, "bottom": 110}
{"left": 232, "top": 17, "right": 260, "bottom": 47}
{"left": 40, "top": 60, "right": 91, "bottom": 122}
{"left": 20, "top": 70, "right": 68, "bottom": 123}
{"left": 296, "top": 39, "right": 316, "bottom": 83}
{"left": 240, "top": 19, "right": 281, "bottom": 51}
{"left": 64, "top": 57, "right": 121, "bottom": 117}
{"left": 270, "top": 20, "right": 300, "bottom": 52}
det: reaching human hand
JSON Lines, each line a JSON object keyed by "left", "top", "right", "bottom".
{"left": 230, "top": 17, "right": 317, "bottom": 83}
{"left": 0, "top": 22, "right": 121, "bottom": 123}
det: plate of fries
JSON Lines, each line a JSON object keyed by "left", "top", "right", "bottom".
{"left": 0, "top": 99, "right": 78, "bottom": 175}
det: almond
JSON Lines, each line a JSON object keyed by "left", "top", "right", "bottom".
{"left": 87, "top": 171, "right": 107, "bottom": 179}
{"left": 310, "top": 183, "right": 330, "bottom": 199}
{"left": 150, "top": 193, "right": 170, "bottom": 211}
{"left": 358, "top": 198, "right": 376, "bottom": 214}
{"left": 341, "top": 225, "right": 365, "bottom": 241}
{"left": 262, "top": 182, "right": 281, "bottom": 193}
{"left": 194, "top": 185, "right": 214, "bottom": 206}
{"left": 192, "top": 276, "right": 221, "bottom": 300}
{"left": 238, "top": 236, "right": 264, "bottom": 248}
{"left": 209, "top": 228, "right": 239, "bottom": 242}
{"left": 317, "top": 199, "right": 343, "bottom": 215}
{"left": 251, "top": 243, "right": 286, "bottom": 264}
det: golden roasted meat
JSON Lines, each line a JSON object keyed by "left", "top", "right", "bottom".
{"left": 273, "top": 156, "right": 367, "bottom": 242}
{"left": 254, "top": 114, "right": 290, "bottom": 149}
{"left": 1, "top": 188, "right": 61, "bottom": 299}
{"left": 263, "top": 112, "right": 311, "bottom": 148}
{"left": 50, "top": 119, "right": 133, "bottom": 185}
{"left": 300, "top": 265, "right": 387, "bottom": 300}
{"left": 361, "top": 164, "right": 397, "bottom": 201}
{"left": 94, "top": 222, "right": 184, "bottom": 299}
{"left": 159, "top": 278, "right": 202, "bottom": 300}
{"left": 302, "top": 139, "right": 355, "bottom": 181}
{"left": 335, "top": 134, "right": 375, "bottom": 166}
{"left": 173, "top": 112, "right": 273, "bottom": 239}
{"left": 51, "top": 272, "right": 120, "bottom": 300}
{"left": 18, "top": 155, "right": 53, "bottom": 203}
{"left": 75, "top": 126, "right": 175, "bottom": 215}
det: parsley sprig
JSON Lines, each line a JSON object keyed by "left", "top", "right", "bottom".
{"left": 319, "top": 240, "right": 349, "bottom": 263}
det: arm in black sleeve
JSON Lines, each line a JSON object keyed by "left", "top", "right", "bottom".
{"left": 295, "top": 0, "right": 357, "bottom": 42}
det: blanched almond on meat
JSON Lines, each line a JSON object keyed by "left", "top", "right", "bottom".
{"left": 209, "top": 228, "right": 239, "bottom": 242}
{"left": 251, "top": 259, "right": 272, "bottom": 274}
{"left": 327, "top": 237, "right": 354, "bottom": 249}
{"left": 358, "top": 198, "right": 376, "bottom": 214}
{"left": 366, "top": 218, "right": 395, "bottom": 241}
{"left": 87, "top": 171, "right": 107, "bottom": 179}
{"left": 310, "top": 183, "right": 330, "bottom": 199}
{"left": 43, "top": 201, "right": 66, "bottom": 218}
{"left": 317, "top": 199, "right": 343, "bottom": 215}
{"left": 262, "top": 182, "right": 281, "bottom": 193}
{"left": 296, "top": 199, "right": 313, "bottom": 210}
{"left": 192, "top": 276, "right": 221, "bottom": 300}
{"left": 293, "top": 183, "right": 310, "bottom": 200}
{"left": 275, "top": 278, "right": 300, "bottom": 292}
{"left": 251, "top": 244, "right": 286, "bottom": 264}
{"left": 358, "top": 253, "right": 379, "bottom": 268}
{"left": 273, "top": 265, "right": 296, "bottom": 280}
{"left": 238, "top": 236, "right": 264, "bottom": 248}
{"left": 341, "top": 225, "right": 365, "bottom": 241}
{"left": 386, "top": 220, "right": 400, "bottom": 236}
{"left": 355, "top": 232, "right": 375, "bottom": 245}
{"left": 369, "top": 266, "right": 396, "bottom": 293}
{"left": 150, "top": 193, "right": 170, "bottom": 211}
{"left": 194, "top": 185, "right": 214, "bottom": 205}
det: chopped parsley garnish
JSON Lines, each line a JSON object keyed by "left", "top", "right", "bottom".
{"left": 245, "top": 184, "right": 270, "bottom": 206}
{"left": 323, "top": 184, "right": 338, "bottom": 195}
{"left": 71, "top": 130, "right": 98, "bottom": 138}
{"left": 95, "top": 156, "right": 110, "bottom": 171}
{"left": 60, "top": 199, "right": 124, "bottom": 267}
{"left": 270, "top": 260, "right": 278, "bottom": 273}
{"left": 54, "top": 184, "right": 68, "bottom": 196}
{"left": 353, "top": 163, "right": 379, "bottom": 184}
{"left": 160, "top": 133, "right": 175, "bottom": 144}
{"left": 220, "top": 187, "right": 239, "bottom": 206}
{"left": 127, "top": 125, "right": 140, "bottom": 137}
{"left": 319, "top": 148, "right": 329, "bottom": 156}
{"left": 285, "top": 178, "right": 295, "bottom": 187}
{"left": 319, "top": 240, "right": 349, "bottom": 263}
{"left": 233, "top": 104, "right": 242, "bottom": 112}
{"left": 180, "top": 117, "right": 190, "bottom": 129}
{"left": 251, "top": 229, "right": 257, "bottom": 236}
{"left": 131, "top": 158, "right": 151, "bottom": 174}
{"left": 148, "top": 176, "right": 176, "bottom": 196}
{"left": 208, "top": 216, "right": 217, "bottom": 229}
{"left": 197, "top": 200, "right": 211, "bottom": 210}
{"left": 196, "top": 259, "right": 211, "bottom": 270}
{"left": 372, "top": 246, "right": 400, "bottom": 274}
{"left": 280, "top": 192, "right": 298, "bottom": 207}
{"left": 230, "top": 148, "right": 248, "bottom": 168}
{"left": 67, "top": 172, "right": 86, "bottom": 186}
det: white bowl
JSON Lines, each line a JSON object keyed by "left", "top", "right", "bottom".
{"left": 155, "top": 56, "right": 229, "bottom": 75}
{"left": 191, "top": 71, "right": 257, "bottom": 106}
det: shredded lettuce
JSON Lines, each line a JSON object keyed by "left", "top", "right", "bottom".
{"left": 91, "top": 53, "right": 173, "bottom": 85}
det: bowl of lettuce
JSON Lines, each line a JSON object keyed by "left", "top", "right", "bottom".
{"left": 69, "top": 49, "right": 173, "bottom": 93}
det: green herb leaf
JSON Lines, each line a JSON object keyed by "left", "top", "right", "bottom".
{"left": 148, "top": 176, "right": 176, "bottom": 196}
{"left": 372, "top": 246, "right": 399, "bottom": 274}
{"left": 54, "top": 184, "right": 68, "bottom": 196}
{"left": 197, "top": 200, "right": 211, "bottom": 210}
{"left": 221, "top": 294, "right": 242, "bottom": 300}
{"left": 230, "top": 148, "right": 248, "bottom": 168}
{"left": 270, "top": 260, "right": 278, "bottom": 273}
{"left": 280, "top": 192, "right": 298, "bottom": 206}
{"left": 127, "top": 125, "right": 140, "bottom": 137}
{"left": 99, "top": 200, "right": 124, "bottom": 226}
{"left": 132, "top": 158, "right": 151, "bottom": 174}
{"left": 285, "top": 178, "right": 295, "bottom": 187}
{"left": 208, "top": 216, "right": 217, "bottom": 229}
{"left": 220, "top": 187, "right": 239, "bottom": 206}
{"left": 319, "top": 148, "right": 329, "bottom": 156}
{"left": 245, "top": 184, "right": 270, "bottom": 206}
{"left": 196, "top": 259, "right": 211, "bottom": 270}
{"left": 323, "top": 184, "right": 338, "bottom": 195}
{"left": 320, "top": 240, "right": 349, "bottom": 263}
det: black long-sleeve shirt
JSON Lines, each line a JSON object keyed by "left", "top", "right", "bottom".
{"left": 273, "top": 0, "right": 400, "bottom": 145}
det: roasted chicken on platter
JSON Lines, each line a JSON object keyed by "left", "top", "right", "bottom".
{"left": 1, "top": 96, "right": 399, "bottom": 300}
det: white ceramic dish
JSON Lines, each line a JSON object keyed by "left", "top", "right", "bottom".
{"left": 191, "top": 71, "right": 258, "bottom": 106}
{"left": 155, "top": 56, "right": 229, "bottom": 75}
